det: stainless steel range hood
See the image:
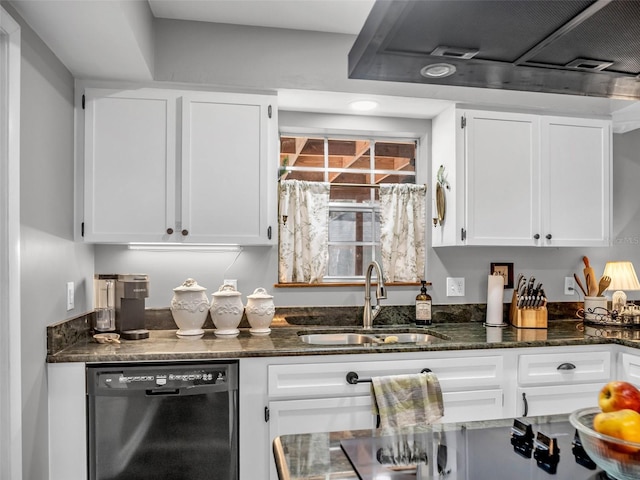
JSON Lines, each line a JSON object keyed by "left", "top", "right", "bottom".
{"left": 348, "top": 0, "right": 640, "bottom": 100}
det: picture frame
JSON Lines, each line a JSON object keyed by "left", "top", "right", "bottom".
{"left": 490, "top": 262, "right": 514, "bottom": 289}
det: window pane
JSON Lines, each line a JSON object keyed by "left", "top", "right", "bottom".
{"left": 329, "top": 186, "right": 376, "bottom": 204}
{"left": 284, "top": 171, "right": 324, "bottom": 182}
{"left": 329, "top": 211, "right": 379, "bottom": 242}
{"left": 375, "top": 141, "right": 416, "bottom": 184}
{"left": 327, "top": 245, "right": 380, "bottom": 277}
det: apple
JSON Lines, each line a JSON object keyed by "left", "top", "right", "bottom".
{"left": 594, "top": 409, "right": 640, "bottom": 453}
{"left": 599, "top": 381, "right": 640, "bottom": 413}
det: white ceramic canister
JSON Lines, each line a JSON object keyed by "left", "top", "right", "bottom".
{"left": 245, "top": 287, "right": 275, "bottom": 335}
{"left": 170, "top": 278, "right": 209, "bottom": 339}
{"left": 210, "top": 284, "right": 244, "bottom": 337}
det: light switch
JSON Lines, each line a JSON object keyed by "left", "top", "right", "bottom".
{"left": 66, "top": 282, "right": 75, "bottom": 311}
{"left": 446, "top": 277, "right": 465, "bottom": 296}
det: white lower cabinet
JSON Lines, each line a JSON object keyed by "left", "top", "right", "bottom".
{"left": 259, "top": 351, "right": 507, "bottom": 480}
{"left": 515, "top": 347, "right": 611, "bottom": 417}
{"left": 47, "top": 345, "right": 618, "bottom": 480}
{"left": 618, "top": 350, "right": 640, "bottom": 384}
{"left": 48, "top": 362, "right": 87, "bottom": 480}
{"left": 516, "top": 383, "right": 603, "bottom": 417}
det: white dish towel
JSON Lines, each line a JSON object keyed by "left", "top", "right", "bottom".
{"left": 371, "top": 371, "right": 444, "bottom": 433}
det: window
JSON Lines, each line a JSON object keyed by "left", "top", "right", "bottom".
{"left": 279, "top": 136, "right": 417, "bottom": 282}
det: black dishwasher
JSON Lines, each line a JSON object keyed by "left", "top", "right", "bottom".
{"left": 87, "top": 361, "right": 238, "bottom": 480}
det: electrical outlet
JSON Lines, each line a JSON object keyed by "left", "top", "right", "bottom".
{"left": 224, "top": 279, "right": 238, "bottom": 289}
{"left": 564, "top": 276, "right": 575, "bottom": 295}
{"left": 66, "top": 282, "right": 75, "bottom": 311}
{"left": 446, "top": 277, "right": 465, "bottom": 297}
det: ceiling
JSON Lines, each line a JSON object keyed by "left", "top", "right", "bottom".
{"left": 148, "top": 0, "right": 375, "bottom": 35}
{"left": 7, "top": 0, "right": 640, "bottom": 131}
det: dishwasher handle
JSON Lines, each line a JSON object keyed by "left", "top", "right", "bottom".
{"left": 146, "top": 388, "right": 181, "bottom": 396}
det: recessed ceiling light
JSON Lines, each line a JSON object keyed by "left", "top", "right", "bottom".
{"left": 420, "top": 63, "right": 457, "bottom": 78}
{"left": 349, "top": 100, "right": 379, "bottom": 111}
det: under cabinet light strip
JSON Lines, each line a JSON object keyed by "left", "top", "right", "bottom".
{"left": 127, "top": 243, "right": 242, "bottom": 252}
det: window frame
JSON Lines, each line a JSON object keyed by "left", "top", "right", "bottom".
{"left": 278, "top": 133, "right": 421, "bottom": 285}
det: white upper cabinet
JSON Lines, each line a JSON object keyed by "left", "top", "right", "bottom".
{"left": 465, "top": 110, "right": 540, "bottom": 246}
{"left": 83, "top": 88, "right": 178, "bottom": 243}
{"left": 431, "top": 107, "right": 611, "bottom": 247}
{"left": 81, "top": 87, "right": 277, "bottom": 245}
{"left": 541, "top": 116, "right": 611, "bottom": 247}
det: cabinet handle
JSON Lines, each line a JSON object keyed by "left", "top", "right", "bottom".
{"left": 533, "top": 234, "right": 540, "bottom": 240}
{"left": 181, "top": 229, "right": 189, "bottom": 236}
{"left": 166, "top": 228, "right": 174, "bottom": 235}
{"left": 546, "top": 234, "right": 552, "bottom": 240}
{"left": 267, "top": 226, "right": 272, "bottom": 240}
{"left": 557, "top": 362, "right": 576, "bottom": 370}
{"left": 522, "top": 392, "right": 528, "bottom": 417}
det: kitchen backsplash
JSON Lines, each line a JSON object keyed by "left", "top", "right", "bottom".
{"left": 47, "top": 302, "right": 582, "bottom": 356}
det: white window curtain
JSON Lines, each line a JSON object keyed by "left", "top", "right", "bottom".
{"left": 379, "top": 184, "right": 427, "bottom": 282}
{"left": 278, "top": 180, "right": 330, "bottom": 283}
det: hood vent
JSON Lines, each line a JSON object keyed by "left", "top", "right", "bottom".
{"left": 348, "top": 0, "right": 640, "bottom": 100}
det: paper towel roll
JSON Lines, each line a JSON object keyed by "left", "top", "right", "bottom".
{"left": 486, "top": 274, "right": 505, "bottom": 325}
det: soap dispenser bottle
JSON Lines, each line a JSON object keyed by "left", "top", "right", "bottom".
{"left": 415, "top": 280, "right": 432, "bottom": 326}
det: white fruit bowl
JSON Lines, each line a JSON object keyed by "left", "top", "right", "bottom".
{"left": 570, "top": 407, "right": 640, "bottom": 480}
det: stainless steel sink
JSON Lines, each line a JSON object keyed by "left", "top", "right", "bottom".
{"left": 376, "top": 333, "right": 442, "bottom": 344}
{"left": 298, "top": 333, "right": 379, "bottom": 345}
{"left": 298, "top": 331, "right": 448, "bottom": 345}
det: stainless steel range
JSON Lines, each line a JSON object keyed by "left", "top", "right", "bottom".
{"left": 340, "top": 415, "right": 608, "bottom": 479}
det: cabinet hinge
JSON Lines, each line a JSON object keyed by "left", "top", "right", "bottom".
{"left": 268, "top": 105, "right": 272, "bottom": 119}
{"left": 461, "top": 116, "right": 466, "bottom": 129}
{"left": 264, "top": 406, "right": 270, "bottom": 422}
{"left": 461, "top": 228, "right": 466, "bottom": 241}
{"left": 81, "top": 222, "right": 85, "bottom": 237}
{"left": 82, "top": 94, "right": 85, "bottom": 110}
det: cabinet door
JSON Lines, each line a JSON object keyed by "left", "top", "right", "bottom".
{"left": 517, "top": 384, "right": 601, "bottom": 417}
{"left": 541, "top": 117, "right": 611, "bottom": 246}
{"left": 268, "top": 396, "right": 375, "bottom": 438}
{"left": 619, "top": 352, "right": 640, "bottom": 385}
{"left": 83, "top": 88, "right": 177, "bottom": 242}
{"left": 181, "top": 93, "right": 275, "bottom": 244}
{"left": 463, "top": 110, "right": 540, "bottom": 245}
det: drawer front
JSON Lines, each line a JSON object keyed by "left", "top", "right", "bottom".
{"left": 518, "top": 351, "right": 610, "bottom": 386}
{"left": 268, "top": 355, "right": 503, "bottom": 399}
{"left": 517, "top": 384, "right": 601, "bottom": 417}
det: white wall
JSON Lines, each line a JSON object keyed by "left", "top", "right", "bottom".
{"left": 91, "top": 20, "right": 640, "bottom": 310}
{"left": 2, "top": 2, "right": 95, "bottom": 478}
{"left": 95, "top": 128, "right": 640, "bottom": 309}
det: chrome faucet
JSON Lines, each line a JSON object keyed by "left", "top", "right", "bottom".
{"left": 363, "top": 261, "right": 387, "bottom": 329}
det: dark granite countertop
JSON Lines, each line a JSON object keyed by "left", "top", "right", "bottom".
{"left": 46, "top": 317, "right": 638, "bottom": 363}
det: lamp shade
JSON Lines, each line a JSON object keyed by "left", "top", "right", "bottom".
{"left": 603, "top": 261, "right": 640, "bottom": 291}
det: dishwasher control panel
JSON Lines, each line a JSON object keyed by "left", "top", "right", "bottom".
{"left": 88, "top": 362, "right": 237, "bottom": 393}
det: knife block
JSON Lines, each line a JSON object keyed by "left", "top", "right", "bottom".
{"left": 509, "top": 290, "right": 548, "bottom": 329}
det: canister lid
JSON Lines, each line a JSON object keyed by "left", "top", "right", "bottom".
{"left": 212, "top": 284, "right": 242, "bottom": 296}
{"left": 173, "top": 278, "right": 207, "bottom": 292}
{"left": 247, "top": 287, "right": 273, "bottom": 299}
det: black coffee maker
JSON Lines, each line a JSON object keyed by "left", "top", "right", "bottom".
{"left": 115, "top": 274, "right": 150, "bottom": 340}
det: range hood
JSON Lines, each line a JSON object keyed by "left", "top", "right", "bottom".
{"left": 349, "top": 0, "right": 640, "bottom": 100}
